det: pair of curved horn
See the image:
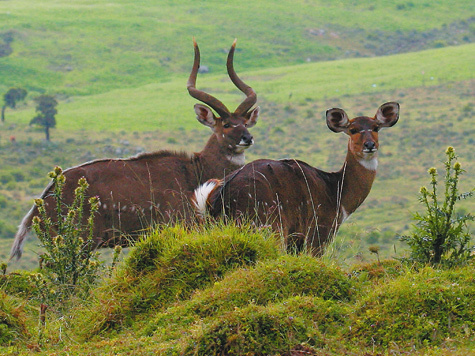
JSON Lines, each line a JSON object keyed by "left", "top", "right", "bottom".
{"left": 187, "top": 39, "right": 257, "bottom": 118}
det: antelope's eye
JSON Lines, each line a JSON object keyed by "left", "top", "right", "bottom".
{"left": 349, "top": 128, "right": 358, "bottom": 135}
{"left": 223, "top": 123, "right": 231, "bottom": 129}
{"left": 374, "top": 126, "right": 380, "bottom": 132}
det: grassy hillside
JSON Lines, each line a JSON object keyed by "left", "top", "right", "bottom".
{"left": 4, "top": 44, "right": 474, "bottom": 132}
{"left": 1, "top": 225, "right": 474, "bottom": 355}
{"left": 0, "top": 0, "right": 473, "bottom": 96}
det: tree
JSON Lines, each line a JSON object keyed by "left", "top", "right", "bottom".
{"left": 0, "top": 31, "right": 14, "bottom": 58}
{"left": 30, "top": 95, "right": 58, "bottom": 141}
{"left": 1, "top": 87, "right": 27, "bottom": 122}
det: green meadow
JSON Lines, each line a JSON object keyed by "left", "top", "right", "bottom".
{"left": 5, "top": 44, "right": 474, "bottom": 132}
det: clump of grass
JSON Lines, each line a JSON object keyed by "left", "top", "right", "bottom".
{"left": 350, "top": 265, "right": 475, "bottom": 348}
{"left": 141, "top": 254, "right": 355, "bottom": 354}
{"left": 349, "top": 259, "right": 405, "bottom": 282}
{"left": 143, "top": 255, "right": 355, "bottom": 354}
{"left": 0, "top": 291, "right": 29, "bottom": 346}
{"left": 187, "top": 296, "right": 347, "bottom": 355}
{"left": 399, "top": 146, "right": 474, "bottom": 267}
{"left": 76, "top": 223, "right": 281, "bottom": 337}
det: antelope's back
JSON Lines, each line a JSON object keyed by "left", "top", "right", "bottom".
{"left": 209, "top": 159, "right": 339, "bottom": 236}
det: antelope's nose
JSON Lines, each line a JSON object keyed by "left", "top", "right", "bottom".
{"left": 241, "top": 133, "right": 254, "bottom": 146}
{"left": 364, "top": 141, "right": 376, "bottom": 151}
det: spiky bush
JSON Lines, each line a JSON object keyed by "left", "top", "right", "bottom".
{"left": 31, "top": 166, "right": 102, "bottom": 301}
{"left": 400, "top": 147, "right": 474, "bottom": 267}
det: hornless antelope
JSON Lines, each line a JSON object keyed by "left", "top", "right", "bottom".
{"left": 10, "top": 39, "right": 260, "bottom": 260}
{"left": 193, "top": 102, "right": 399, "bottom": 256}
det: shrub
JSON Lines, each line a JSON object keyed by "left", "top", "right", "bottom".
{"left": 399, "top": 147, "right": 474, "bottom": 267}
{"left": 31, "top": 166, "right": 102, "bottom": 301}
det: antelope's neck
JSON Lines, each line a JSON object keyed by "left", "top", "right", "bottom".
{"left": 338, "top": 150, "right": 377, "bottom": 217}
{"left": 195, "top": 135, "right": 244, "bottom": 182}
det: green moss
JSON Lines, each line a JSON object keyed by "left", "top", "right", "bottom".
{"left": 77, "top": 223, "right": 280, "bottom": 337}
{"left": 143, "top": 254, "right": 354, "bottom": 338}
{"left": 351, "top": 265, "right": 475, "bottom": 347}
{"left": 188, "top": 296, "right": 347, "bottom": 355}
{"left": 349, "top": 259, "right": 406, "bottom": 282}
{"left": 0, "top": 271, "right": 38, "bottom": 298}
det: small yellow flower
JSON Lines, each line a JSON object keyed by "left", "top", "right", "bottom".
{"left": 446, "top": 146, "right": 454, "bottom": 154}
{"left": 369, "top": 246, "right": 380, "bottom": 254}
{"left": 428, "top": 167, "right": 437, "bottom": 175}
{"left": 454, "top": 162, "right": 461, "bottom": 170}
{"left": 54, "top": 166, "right": 63, "bottom": 175}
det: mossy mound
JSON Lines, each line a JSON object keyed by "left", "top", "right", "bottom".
{"left": 351, "top": 265, "right": 475, "bottom": 348}
{"left": 142, "top": 254, "right": 355, "bottom": 354}
{"left": 77, "top": 223, "right": 280, "bottom": 337}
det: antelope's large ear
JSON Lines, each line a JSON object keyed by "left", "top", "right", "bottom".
{"left": 244, "top": 106, "right": 260, "bottom": 128}
{"left": 376, "top": 102, "right": 399, "bottom": 127}
{"left": 194, "top": 104, "right": 217, "bottom": 128}
{"left": 326, "top": 108, "right": 349, "bottom": 133}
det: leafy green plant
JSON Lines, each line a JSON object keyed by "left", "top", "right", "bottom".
{"left": 31, "top": 166, "right": 102, "bottom": 301}
{"left": 400, "top": 147, "right": 474, "bottom": 267}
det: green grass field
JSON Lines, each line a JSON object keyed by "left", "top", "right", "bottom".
{"left": 1, "top": 0, "right": 473, "bottom": 96}
{"left": 4, "top": 44, "right": 474, "bottom": 133}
